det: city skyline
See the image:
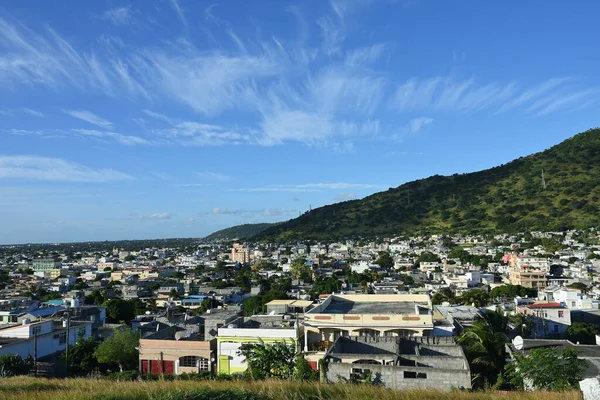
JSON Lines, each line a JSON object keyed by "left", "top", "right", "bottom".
{"left": 2, "top": 0, "right": 600, "bottom": 244}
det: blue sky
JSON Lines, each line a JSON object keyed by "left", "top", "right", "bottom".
{"left": 1, "top": 0, "right": 599, "bottom": 244}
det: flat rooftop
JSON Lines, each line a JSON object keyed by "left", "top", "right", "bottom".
{"left": 321, "top": 298, "right": 426, "bottom": 314}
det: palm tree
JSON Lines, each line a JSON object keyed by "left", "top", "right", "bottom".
{"left": 457, "top": 319, "right": 508, "bottom": 388}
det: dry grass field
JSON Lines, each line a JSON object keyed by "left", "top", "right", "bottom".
{"left": 0, "top": 376, "right": 583, "bottom": 400}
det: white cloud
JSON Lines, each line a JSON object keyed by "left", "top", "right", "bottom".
{"left": 169, "top": 0, "right": 188, "bottom": 30}
{"left": 345, "top": 44, "right": 387, "bottom": 66}
{"left": 151, "top": 171, "right": 173, "bottom": 180}
{"left": 63, "top": 110, "right": 112, "bottom": 129}
{"left": 0, "top": 156, "right": 134, "bottom": 182}
{"left": 0, "top": 17, "right": 149, "bottom": 98}
{"left": 392, "top": 76, "right": 594, "bottom": 115}
{"left": 22, "top": 108, "right": 44, "bottom": 117}
{"left": 195, "top": 171, "right": 231, "bottom": 181}
{"left": 334, "top": 192, "right": 357, "bottom": 202}
{"left": 173, "top": 183, "right": 213, "bottom": 187}
{"left": 103, "top": 7, "right": 131, "bottom": 25}
{"left": 208, "top": 207, "right": 294, "bottom": 217}
{"left": 231, "top": 182, "right": 382, "bottom": 193}
{"left": 71, "top": 129, "right": 150, "bottom": 146}
{"left": 211, "top": 207, "right": 234, "bottom": 215}
{"left": 409, "top": 117, "right": 433, "bottom": 134}
{"left": 137, "top": 212, "right": 173, "bottom": 220}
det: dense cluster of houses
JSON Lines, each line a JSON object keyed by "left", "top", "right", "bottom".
{"left": 1, "top": 229, "right": 600, "bottom": 389}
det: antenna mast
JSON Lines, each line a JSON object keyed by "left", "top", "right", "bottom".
{"left": 541, "top": 169, "right": 547, "bottom": 190}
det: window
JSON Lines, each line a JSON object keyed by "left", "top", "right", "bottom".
{"left": 58, "top": 332, "right": 67, "bottom": 345}
{"left": 350, "top": 368, "right": 371, "bottom": 381}
{"left": 572, "top": 301, "right": 576, "bottom": 307}
{"left": 179, "top": 356, "right": 208, "bottom": 370}
{"left": 180, "top": 356, "right": 198, "bottom": 367}
{"left": 558, "top": 311, "right": 564, "bottom": 318}
{"left": 404, "top": 371, "right": 427, "bottom": 379}
{"left": 554, "top": 324, "right": 559, "bottom": 333}
{"left": 31, "top": 326, "right": 41, "bottom": 335}
{"left": 198, "top": 357, "right": 209, "bottom": 371}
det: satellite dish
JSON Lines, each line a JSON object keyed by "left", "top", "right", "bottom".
{"left": 513, "top": 336, "right": 524, "bottom": 351}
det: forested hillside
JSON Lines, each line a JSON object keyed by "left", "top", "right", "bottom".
{"left": 255, "top": 128, "right": 600, "bottom": 242}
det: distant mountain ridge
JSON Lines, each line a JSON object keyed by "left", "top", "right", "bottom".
{"left": 253, "top": 128, "right": 600, "bottom": 242}
{"left": 205, "top": 223, "right": 280, "bottom": 241}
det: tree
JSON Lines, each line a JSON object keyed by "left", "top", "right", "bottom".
{"left": 310, "top": 276, "right": 342, "bottom": 297}
{"left": 566, "top": 322, "right": 599, "bottom": 344}
{"left": 399, "top": 274, "right": 414, "bottom": 286}
{"left": 95, "top": 328, "right": 140, "bottom": 372}
{"left": 417, "top": 252, "right": 440, "bottom": 265}
{"left": 431, "top": 287, "right": 455, "bottom": 305}
{"left": 491, "top": 284, "right": 537, "bottom": 299}
{"left": 64, "top": 333, "right": 101, "bottom": 376}
{"left": 104, "top": 299, "right": 134, "bottom": 323}
{"left": 0, "top": 354, "right": 33, "bottom": 377}
{"left": 238, "top": 339, "right": 297, "bottom": 380}
{"left": 506, "top": 347, "right": 587, "bottom": 390}
{"left": 290, "top": 258, "right": 311, "bottom": 281}
{"left": 567, "top": 282, "right": 588, "bottom": 292}
{"left": 123, "top": 255, "right": 135, "bottom": 262}
{"left": 243, "top": 295, "right": 264, "bottom": 317}
{"left": 375, "top": 251, "right": 394, "bottom": 269}
{"left": 458, "top": 319, "right": 508, "bottom": 388}
{"left": 293, "top": 354, "right": 317, "bottom": 381}
{"left": 457, "top": 289, "right": 489, "bottom": 308}
{"left": 84, "top": 289, "right": 108, "bottom": 306}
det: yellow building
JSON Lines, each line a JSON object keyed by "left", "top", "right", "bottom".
{"left": 303, "top": 294, "right": 434, "bottom": 351}
{"left": 217, "top": 318, "right": 298, "bottom": 374}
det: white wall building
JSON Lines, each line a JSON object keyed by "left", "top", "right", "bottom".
{"left": 0, "top": 320, "right": 93, "bottom": 359}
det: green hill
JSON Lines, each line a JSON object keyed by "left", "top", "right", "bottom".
{"left": 254, "top": 128, "right": 600, "bottom": 242}
{"left": 205, "top": 223, "right": 280, "bottom": 241}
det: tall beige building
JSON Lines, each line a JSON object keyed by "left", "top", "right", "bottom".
{"left": 231, "top": 243, "right": 251, "bottom": 263}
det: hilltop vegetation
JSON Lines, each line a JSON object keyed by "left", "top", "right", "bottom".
{"left": 255, "top": 128, "right": 600, "bottom": 242}
{"left": 205, "top": 223, "right": 280, "bottom": 241}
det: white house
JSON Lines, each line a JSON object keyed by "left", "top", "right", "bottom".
{"left": 0, "top": 319, "right": 93, "bottom": 359}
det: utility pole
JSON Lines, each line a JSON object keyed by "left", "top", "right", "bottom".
{"left": 33, "top": 331, "right": 38, "bottom": 377}
{"left": 65, "top": 305, "right": 71, "bottom": 376}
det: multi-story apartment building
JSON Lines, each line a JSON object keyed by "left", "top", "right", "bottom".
{"left": 231, "top": 243, "right": 251, "bottom": 263}
{"left": 509, "top": 266, "right": 548, "bottom": 289}
{"left": 303, "top": 294, "right": 434, "bottom": 351}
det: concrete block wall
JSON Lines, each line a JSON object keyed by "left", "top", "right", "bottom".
{"left": 327, "top": 362, "right": 471, "bottom": 390}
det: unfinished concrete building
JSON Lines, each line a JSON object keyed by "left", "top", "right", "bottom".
{"left": 324, "top": 336, "right": 471, "bottom": 390}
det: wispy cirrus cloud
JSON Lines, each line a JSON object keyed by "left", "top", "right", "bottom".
{"left": 195, "top": 171, "right": 231, "bottom": 181}
{"left": 1, "top": 108, "right": 44, "bottom": 117}
{"left": 22, "top": 108, "right": 44, "bottom": 117}
{"left": 209, "top": 207, "right": 295, "bottom": 217}
{"left": 102, "top": 6, "right": 131, "bottom": 25}
{"left": 391, "top": 76, "right": 596, "bottom": 116}
{"left": 0, "top": 155, "right": 134, "bottom": 182}
{"left": 71, "top": 129, "right": 150, "bottom": 146}
{"left": 169, "top": 0, "right": 188, "bottom": 30}
{"left": 230, "top": 182, "right": 384, "bottom": 193}
{"left": 63, "top": 110, "right": 112, "bottom": 129}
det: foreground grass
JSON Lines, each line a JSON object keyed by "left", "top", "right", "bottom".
{"left": 0, "top": 376, "right": 582, "bottom": 400}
